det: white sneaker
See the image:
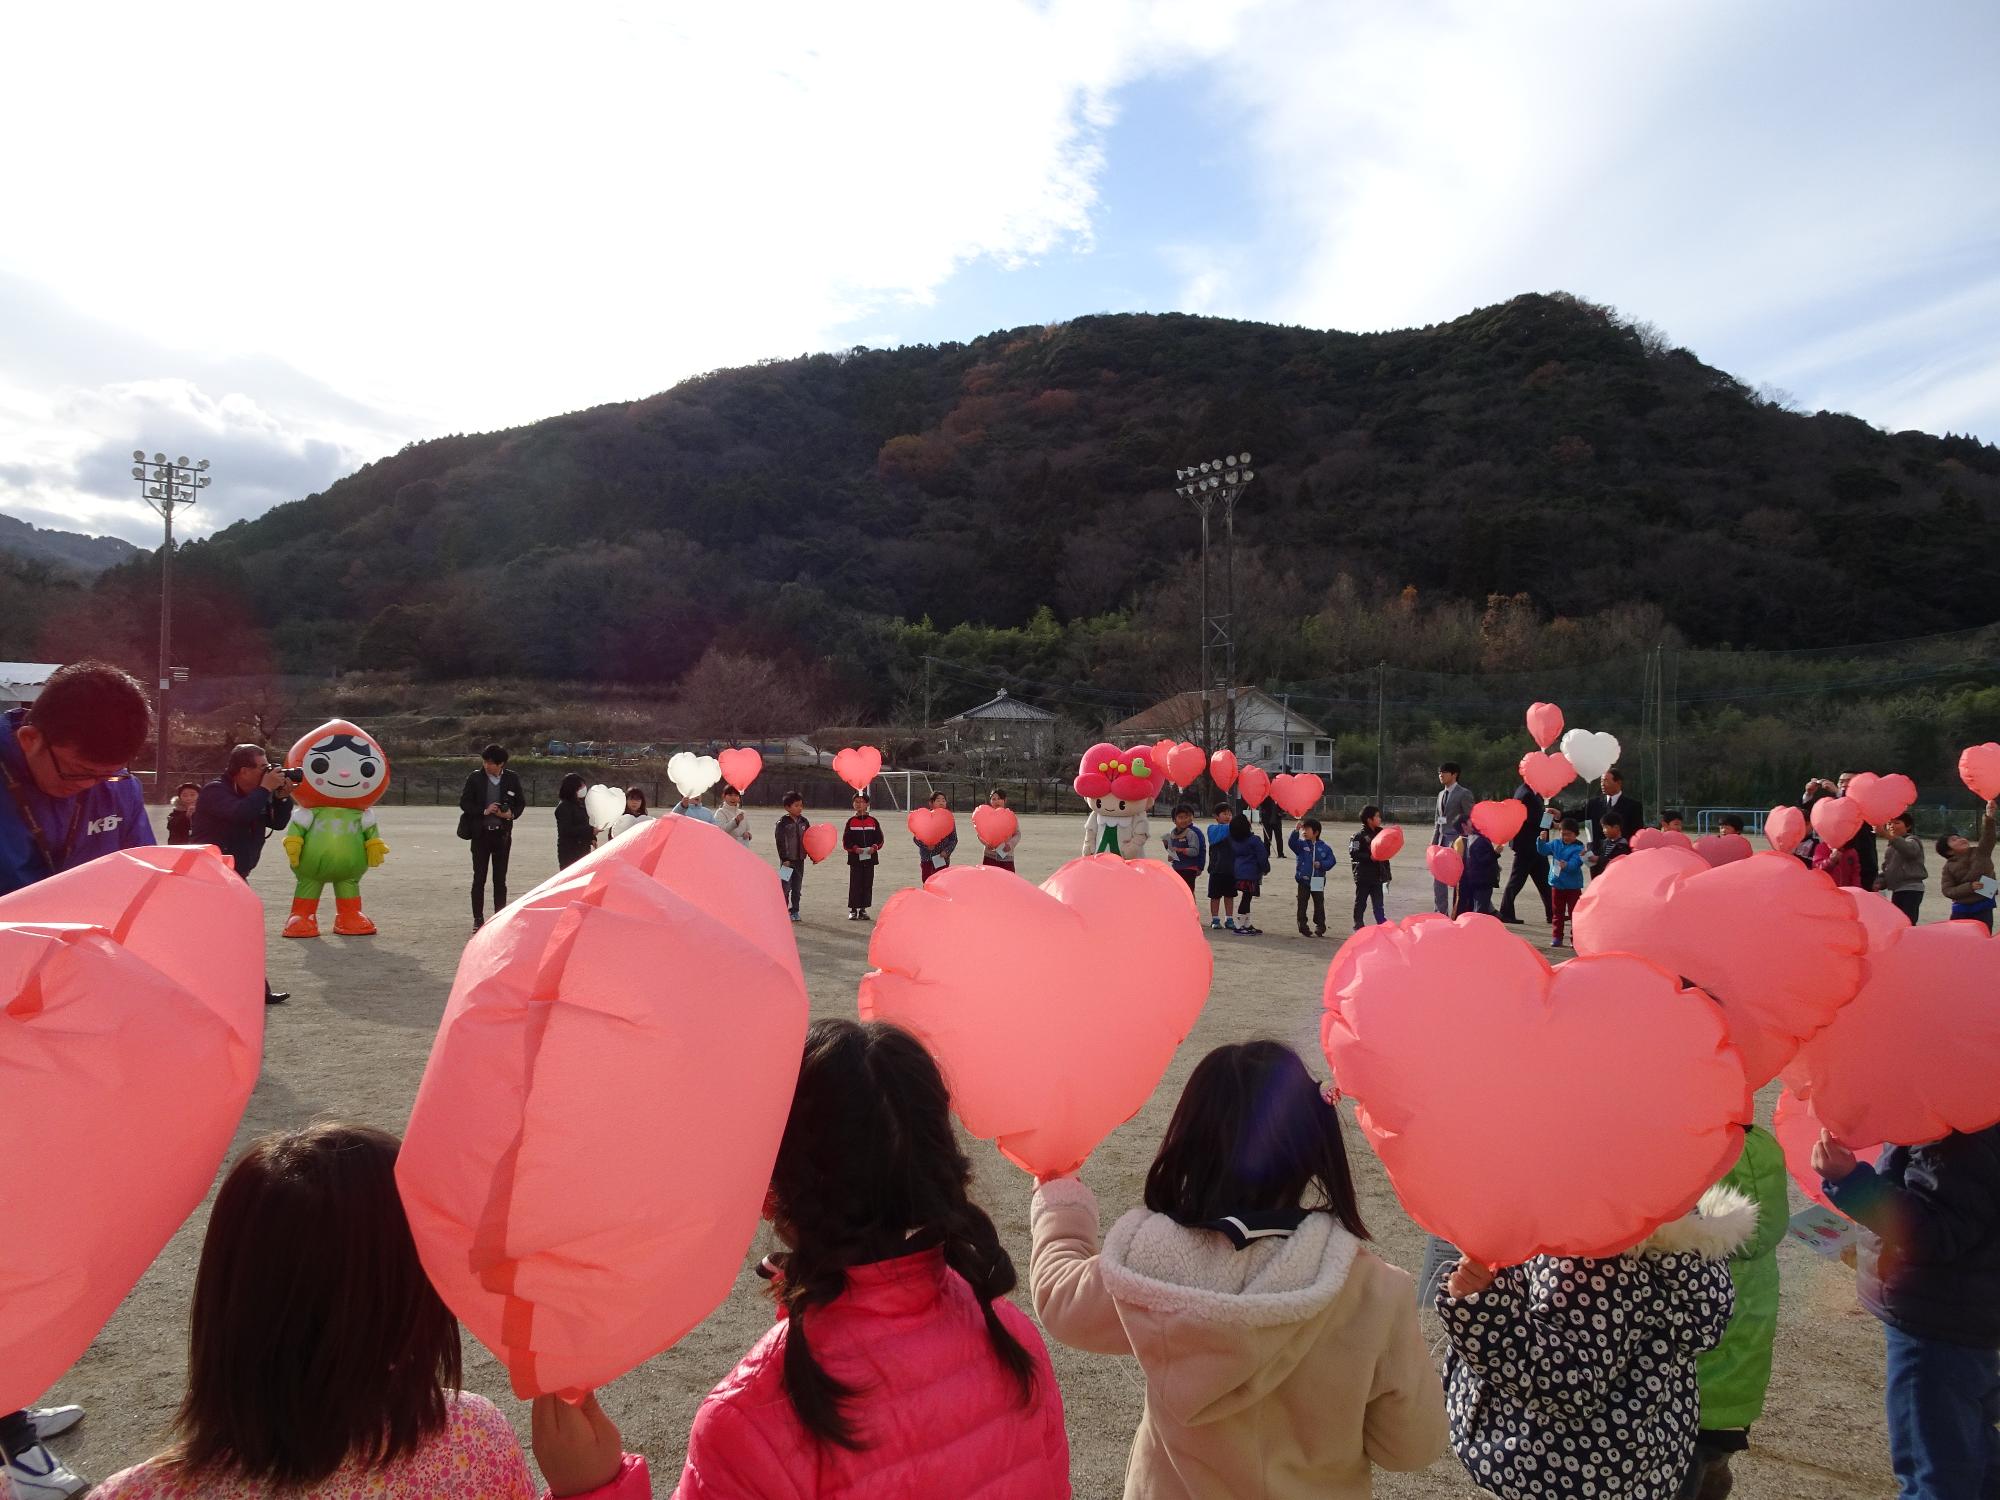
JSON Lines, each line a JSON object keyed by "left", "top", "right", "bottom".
{"left": 27, "top": 1408, "right": 83, "bottom": 1442}
{"left": 3, "top": 1443, "right": 88, "bottom": 1498}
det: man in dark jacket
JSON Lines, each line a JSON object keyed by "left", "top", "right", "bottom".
{"left": 1258, "top": 795, "right": 1282, "bottom": 856}
{"left": 1579, "top": 766, "right": 1643, "bottom": 857}
{"left": 192, "top": 743, "right": 294, "bottom": 1007}
{"left": 1496, "top": 782, "right": 1550, "bottom": 926}
{"left": 459, "top": 743, "right": 527, "bottom": 930}
{"left": 1819, "top": 1123, "right": 2000, "bottom": 1498}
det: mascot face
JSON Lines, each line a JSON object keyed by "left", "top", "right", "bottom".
{"left": 1073, "top": 742, "right": 1160, "bottom": 818}
{"left": 287, "top": 719, "right": 391, "bottom": 810}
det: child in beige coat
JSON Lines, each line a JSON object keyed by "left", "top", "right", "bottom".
{"left": 1030, "top": 1041, "right": 1446, "bottom": 1499}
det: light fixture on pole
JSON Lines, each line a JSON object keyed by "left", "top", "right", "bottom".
{"left": 131, "top": 451, "right": 209, "bottom": 793}
{"left": 1173, "top": 452, "right": 1255, "bottom": 780}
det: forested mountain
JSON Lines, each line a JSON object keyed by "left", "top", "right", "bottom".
{"left": 0, "top": 513, "right": 138, "bottom": 575}
{"left": 37, "top": 292, "right": 2000, "bottom": 719}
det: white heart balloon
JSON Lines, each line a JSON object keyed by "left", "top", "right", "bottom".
{"left": 668, "top": 752, "right": 723, "bottom": 800}
{"left": 584, "top": 784, "right": 626, "bottom": 828}
{"left": 1559, "top": 729, "right": 1623, "bottom": 783}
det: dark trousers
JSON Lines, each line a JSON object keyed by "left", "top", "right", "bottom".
{"left": 1296, "top": 879, "right": 1326, "bottom": 933}
{"left": 1353, "top": 885, "right": 1386, "bottom": 927}
{"left": 471, "top": 837, "right": 511, "bottom": 921}
{"left": 1884, "top": 1324, "right": 2000, "bottom": 1498}
{"left": 1237, "top": 881, "right": 1259, "bottom": 921}
{"left": 782, "top": 861, "right": 804, "bottom": 914}
{"left": 0, "top": 1408, "right": 33, "bottom": 1460}
{"left": 847, "top": 859, "right": 876, "bottom": 910}
{"left": 1892, "top": 889, "right": 1924, "bottom": 925}
{"left": 1175, "top": 868, "right": 1198, "bottom": 896}
{"left": 1499, "top": 850, "right": 1552, "bottom": 921}
{"left": 1460, "top": 882, "right": 1496, "bottom": 915}
{"left": 1261, "top": 824, "right": 1280, "bottom": 855}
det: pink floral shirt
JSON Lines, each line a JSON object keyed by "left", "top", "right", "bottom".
{"left": 91, "top": 1392, "right": 540, "bottom": 1499}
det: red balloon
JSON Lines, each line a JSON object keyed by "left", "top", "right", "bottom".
{"left": 1842, "top": 772, "right": 1915, "bottom": 827}
{"left": 971, "top": 804, "right": 1019, "bottom": 849}
{"left": 1152, "top": 738, "right": 1177, "bottom": 770}
{"left": 1763, "top": 805, "right": 1807, "bottom": 856}
{"left": 1694, "top": 832, "right": 1754, "bottom": 867}
{"left": 1961, "top": 742, "right": 2000, "bottom": 801}
{"left": 832, "top": 746, "right": 883, "bottom": 794}
{"left": 908, "top": 807, "right": 955, "bottom": 846}
{"left": 801, "top": 823, "right": 839, "bottom": 863}
{"left": 1165, "top": 742, "right": 1207, "bottom": 788}
{"left": 1271, "top": 772, "right": 1324, "bottom": 819}
{"left": 400, "top": 855, "right": 808, "bottom": 1398}
{"left": 1572, "top": 849, "right": 1867, "bottom": 1087}
{"left": 1370, "top": 825, "right": 1405, "bottom": 860}
{"left": 1321, "top": 915, "right": 1749, "bottom": 1264}
{"left": 1208, "top": 750, "right": 1238, "bottom": 792}
{"left": 1470, "top": 799, "right": 1527, "bottom": 846}
{"left": 1772, "top": 1088, "right": 1883, "bottom": 1217}
{"left": 1810, "top": 797, "right": 1864, "bottom": 851}
{"left": 1631, "top": 828, "right": 1694, "bottom": 852}
{"left": 717, "top": 747, "right": 763, "bottom": 795}
{"left": 1425, "top": 845, "right": 1463, "bottom": 886}
{"left": 1788, "top": 919, "right": 2000, "bottom": 1146}
{"left": 1525, "top": 701, "right": 1564, "bottom": 751}
{"left": 1237, "top": 765, "right": 1271, "bottom": 809}
{"left": 860, "top": 857, "right": 1212, "bottom": 1177}
{"left": 1518, "top": 750, "right": 1575, "bottom": 800}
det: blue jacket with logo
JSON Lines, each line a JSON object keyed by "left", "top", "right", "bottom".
{"left": 1287, "top": 832, "right": 1337, "bottom": 882}
{"left": 0, "top": 707, "right": 156, "bottom": 895}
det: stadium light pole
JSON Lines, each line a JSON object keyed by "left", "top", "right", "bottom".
{"left": 132, "top": 452, "right": 209, "bottom": 794}
{"left": 1174, "top": 453, "right": 1254, "bottom": 780}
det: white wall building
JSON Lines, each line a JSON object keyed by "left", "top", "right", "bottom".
{"left": 1107, "top": 687, "right": 1334, "bottom": 774}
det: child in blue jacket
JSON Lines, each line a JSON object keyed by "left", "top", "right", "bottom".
{"left": 1537, "top": 819, "right": 1588, "bottom": 949}
{"left": 1227, "top": 812, "right": 1271, "bottom": 936}
{"left": 1458, "top": 832, "right": 1501, "bottom": 916}
{"left": 1288, "top": 818, "right": 1338, "bottom": 937}
{"left": 1160, "top": 803, "right": 1206, "bottom": 897}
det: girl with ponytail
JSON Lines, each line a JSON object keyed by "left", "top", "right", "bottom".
{"left": 672, "top": 1018, "right": 1070, "bottom": 1498}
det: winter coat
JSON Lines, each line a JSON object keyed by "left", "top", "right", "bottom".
{"left": 1696, "top": 1126, "right": 1789, "bottom": 1430}
{"left": 672, "top": 1247, "right": 1070, "bottom": 1498}
{"left": 1879, "top": 833, "right": 1927, "bottom": 892}
{"left": 668, "top": 801, "right": 714, "bottom": 825}
{"left": 1348, "top": 829, "right": 1391, "bottom": 891}
{"left": 711, "top": 804, "right": 751, "bottom": 846}
{"left": 554, "top": 798, "right": 594, "bottom": 866}
{"left": 773, "top": 813, "right": 808, "bottom": 865}
{"left": 1591, "top": 836, "right": 1632, "bottom": 876}
{"left": 1287, "top": 832, "right": 1337, "bottom": 883}
{"left": 1941, "top": 808, "right": 1997, "bottom": 905}
{"left": 1460, "top": 834, "right": 1500, "bottom": 890}
{"left": 1826, "top": 1122, "right": 2000, "bottom": 1348}
{"left": 1162, "top": 823, "right": 1207, "bottom": 875}
{"left": 166, "top": 806, "right": 195, "bottom": 845}
{"left": 1437, "top": 1185, "right": 1751, "bottom": 1500}
{"left": 458, "top": 769, "right": 526, "bottom": 846}
{"left": 192, "top": 775, "right": 291, "bottom": 878}
{"left": 1508, "top": 785, "right": 1545, "bottom": 855}
{"left": 1537, "top": 836, "right": 1586, "bottom": 890}
{"left": 1259, "top": 799, "right": 1283, "bottom": 832}
{"left": 1812, "top": 840, "right": 1862, "bottom": 888}
{"left": 1029, "top": 1177, "right": 1445, "bottom": 1500}
{"left": 1229, "top": 832, "right": 1270, "bottom": 885}
{"left": 843, "top": 813, "right": 884, "bottom": 865}
{"left": 915, "top": 825, "right": 959, "bottom": 866}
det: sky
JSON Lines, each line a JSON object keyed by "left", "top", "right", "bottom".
{"left": 3, "top": 0, "right": 1995, "bottom": 545}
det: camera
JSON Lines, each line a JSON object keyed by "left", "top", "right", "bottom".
{"left": 282, "top": 766, "right": 305, "bottom": 784}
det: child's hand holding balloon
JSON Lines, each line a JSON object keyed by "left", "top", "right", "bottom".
{"left": 1811, "top": 1130, "right": 1858, "bottom": 1183}
{"left": 1447, "top": 1259, "right": 1498, "bottom": 1298}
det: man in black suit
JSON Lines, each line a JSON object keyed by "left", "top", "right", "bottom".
{"left": 1580, "top": 767, "right": 1643, "bottom": 857}
{"left": 459, "top": 742, "right": 527, "bottom": 930}
{"left": 1496, "top": 781, "right": 1550, "bottom": 925}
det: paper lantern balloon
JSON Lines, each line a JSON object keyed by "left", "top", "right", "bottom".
{"left": 1631, "top": 827, "right": 1694, "bottom": 852}
{"left": 1518, "top": 750, "right": 1575, "bottom": 800}
{"left": 717, "top": 747, "right": 763, "bottom": 795}
{"left": 1525, "top": 702, "right": 1564, "bottom": 751}
{"left": 0, "top": 923, "right": 253, "bottom": 1416}
{"left": 1370, "top": 825, "right": 1405, "bottom": 860}
{"left": 972, "top": 804, "right": 1019, "bottom": 849}
{"left": 1773, "top": 1089, "right": 1883, "bottom": 1217}
{"left": 1961, "top": 743, "right": 2000, "bottom": 801}
{"left": 1842, "top": 772, "right": 1915, "bottom": 827}
{"left": 1424, "top": 845, "right": 1464, "bottom": 887}
{"left": 908, "top": 807, "right": 955, "bottom": 846}
{"left": 833, "top": 746, "right": 883, "bottom": 794}
{"left": 1810, "top": 796, "right": 1864, "bottom": 851}
{"left": 584, "top": 784, "right": 626, "bottom": 829}
{"left": 859, "top": 857, "right": 1211, "bottom": 1178}
{"left": 1694, "top": 832, "right": 1754, "bottom": 867}
{"left": 1469, "top": 799, "right": 1527, "bottom": 847}
{"left": 1788, "top": 920, "right": 2000, "bottom": 1146}
{"left": 1271, "top": 772, "right": 1324, "bottom": 819}
{"left": 1558, "top": 729, "right": 1622, "bottom": 783}
{"left": 1321, "top": 915, "right": 1749, "bottom": 1264}
{"left": 400, "top": 856, "right": 808, "bottom": 1398}
{"left": 1763, "top": 805, "right": 1807, "bottom": 856}
{"left": 801, "top": 823, "right": 839, "bottom": 863}
{"left": 1237, "top": 766, "right": 1271, "bottom": 809}
{"left": 1165, "top": 742, "right": 1207, "bottom": 788}
{"left": 667, "top": 752, "right": 722, "bottom": 801}
{"left": 1572, "top": 849, "right": 1866, "bottom": 1087}
{"left": 1208, "top": 750, "right": 1238, "bottom": 792}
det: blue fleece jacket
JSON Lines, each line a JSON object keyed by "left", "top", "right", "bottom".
{"left": 1287, "top": 831, "right": 1337, "bottom": 882}
{"left": 1537, "top": 835, "right": 1587, "bottom": 890}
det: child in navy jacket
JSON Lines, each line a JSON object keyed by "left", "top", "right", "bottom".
{"left": 1288, "top": 819, "right": 1338, "bottom": 937}
{"left": 1458, "top": 832, "right": 1500, "bottom": 916}
{"left": 1160, "top": 803, "right": 1206, "bottom": 896}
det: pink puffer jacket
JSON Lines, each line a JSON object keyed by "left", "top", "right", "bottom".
{"left": 672, "top": 1247, "right": 1070, "bottom": 1498}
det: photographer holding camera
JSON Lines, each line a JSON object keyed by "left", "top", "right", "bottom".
{"left": 192, "top": 743, "right": 295, "bottom": 1005}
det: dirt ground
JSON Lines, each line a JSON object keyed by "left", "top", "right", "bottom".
{"left": 39, "top": 806, "right": 1890, "bottom": 1497}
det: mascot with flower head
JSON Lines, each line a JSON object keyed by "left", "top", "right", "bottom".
{"left": 1074, "top": 741, "right": 1159, "bottom": 860}
{"left": 279, "top": 719, "right": 392, "bottom": 938}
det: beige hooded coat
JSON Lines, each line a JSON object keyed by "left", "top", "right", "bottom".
{"left": 1030, "top": 1177, "right": 1446, "bottom": 1500}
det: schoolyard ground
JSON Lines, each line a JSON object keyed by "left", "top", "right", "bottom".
{"left": 42, "top": 807, "right": 1892, "bottom": 1498}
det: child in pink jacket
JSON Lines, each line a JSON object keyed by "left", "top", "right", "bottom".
{"left": 91, "top": 1123, "right": 648, "bottom": 1500}
{"left": 673, "top": 1018, "right": 1070, "bottom": 1498}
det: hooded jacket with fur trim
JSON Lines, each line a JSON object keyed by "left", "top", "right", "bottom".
{"left": 1029, "top": 1177, "right": 1446, "bottom": 1500}
{"left": 1436, "top": 1184, "right": 1754, "bottom": 1500}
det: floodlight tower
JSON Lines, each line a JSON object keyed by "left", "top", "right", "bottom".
{"left": 1173, "top": 453, "right": 1254, "bottom": 773}
{"left": 132, "top": 452, "right": 210, "bottom": 790}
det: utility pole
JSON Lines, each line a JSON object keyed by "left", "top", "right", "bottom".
{"left": 923, "top": 657, "right": 932, "bottom": 729}
{"left": 1374, "top": 662, "right": 1386, "bottom": 809}
{"left": 1174, "top": 452, "right": 1256, "bottom": 794}
{"left": 132, "top": 452, "right": 209, "bottom": 795}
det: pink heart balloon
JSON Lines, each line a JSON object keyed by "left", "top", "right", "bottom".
{"left": 1237, "top": 765, "right": 1271, "bottom": 808}
{"left": 1572, "top": 849, "right": 1867, "bottom": 1087}
{"left": 971, "top": 804, "right": 1019, "bottom": 849}
{"left": 1370, "top": 826, "right": 1405, "bottom": 860}
{"left": 1321, "top": 915, "right": 1750, "bottom": 1264}
{"left": 801, "top": 824, "right": 839, "bottom": 863}
{"left": 1425, "top": 845, "right": 1463, "bottom": 886}
{"left": 1810, "top": 796, "right": 1864, "bottom": 851}
{"left": 717, "top": 747, "right": 763, "bottom": 795}
{"left": 1525, "top": 702, "right": 1564, "bottom": 751}
{"left": 1959, "top": 743, "right": 2000, "bottom": 801}
{"left": 1771, "top": 1089, "right": 1882, "bottom": 1217}
{"left": 1165, "top": 742, "right": 1207, "bottom": 788}
{"left": 1469, "top": 799, "right": 1527, "bottom": 846}
{"left": 1518, "top": 750, "right": 1575, "bottom": 800}
{"left": 1631, "top": 828, "right": 1694, "bottom": 852}
{"left": 1762, "top": 805, "right": 1807, "bottom": 855}
{"left": 908, "top": 807, "right": 955, "bottom": 846}
{"left": 1271, "top": 772, "right": 1324, "bottom": 820}
{"left": 1152, "top": 739, "right": 1177, "bottom": 771}
{"left": 860, "top": 857, "right": 1212, "bottom": 1177}
{"left": 1694, "top": 832, "right": 1753, "bottom": 867}
{"left": 1208, "top": 750, "right": 1238, "bottom": 793}
{"left": 1841, "top": 772, "right": 1915, "bottom": 827}
{"left": 832, "top": 746, "right": 883, "bottom": 794}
